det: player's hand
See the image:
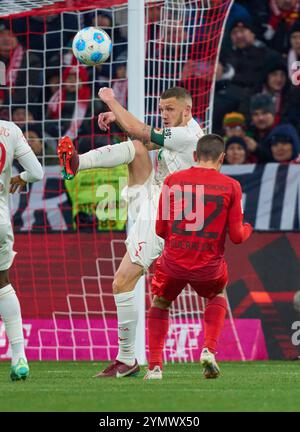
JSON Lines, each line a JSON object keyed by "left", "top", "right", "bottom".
{"left": 10, "top": 175, "right": 27, "bottom": 194}
{"left": 98, "top": 112, "right": 116, "bottom": 131}
{"left": 98, "top": 87, "right": 115, "bottom": 103}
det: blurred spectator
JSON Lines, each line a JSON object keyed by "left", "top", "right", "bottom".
{"left": 214, "top": 18, "right": 281, "bottom": 131}
{"left": 112, "top": 60, "right": 127, "bottom": 109}
{"left": 223, "top": 112, "right": 247, "bottom": 139}
{"left": 12, "top": 107, "right": 36, "bottom": 127}
{"left": 45, "top": 65, "right": 91, "bottom": 140}
{"left": 262, "top": 0, "right": 300, "bottom": 54}
{"left": 221, "top": 1, "right": 252, "bottom": 56}
{"left": 24, "top": 126, "right": 43, "bottom": 156}
{"left": 9, "top": 14, "right": 79, "bottom": 64}
{"left": 213, "top": 59, "right": 236, "bottom": 132}
{"left": 267, "top": 123, "right": 300, "bottom": 162}
{"left": 92, "top": 11, "right": 127, "bottom": 62}
{"left": 0, "top": 23, "right": 42, "bottom": 105}
{"left": 281, "top": 86, "right": 300, "bottom": 135}
{"left": 94, "top": 63, "right": 110, "bottom": 89}
{"left": 23, "top": 124, "right": 57, "bottom": 165}
{"left": 45, "top": 69, "right": 60, "bottom": 103}
{"left": 226, "top": 18, "right": 281, "bottom": 94}
{"left": 287, "top": 20, "right": 300, "bottom": 81}
{"left": 261, "top": 59, "right": 289, "bottom": 124}
{"left": 224, "top": 136, "right": 252, "bottom": 165}
{"left": 247, "top": 93, "right": 277, "bottom": 162}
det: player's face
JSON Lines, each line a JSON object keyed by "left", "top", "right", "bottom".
{"left": 159, "top": 97, "right": 190, "bottom": 127}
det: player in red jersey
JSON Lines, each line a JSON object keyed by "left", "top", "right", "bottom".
{"left": 144, "top": 134, "right": 252, "bottom": 380}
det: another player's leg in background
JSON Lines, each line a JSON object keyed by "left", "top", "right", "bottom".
{"left": 144, "top": 295, "right": 171, "bottom": 380}
{"left": 200, "top": 292, "right": 228, "bottom": 379}
{"left": 0, "top": 269, "right": 29, "bottom": 381}
{"left": 94, "top": 141, "right": 154, "bottom": 378}
{"left": 145, "top": 267, "right": 186, "bottom": 380}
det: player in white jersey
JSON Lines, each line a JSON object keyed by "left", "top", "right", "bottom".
{"left": 0, "top": 120, "right": 43, "bottom": 380}
{"left": 57, "top": 87, "right": 203, "bottom": 378}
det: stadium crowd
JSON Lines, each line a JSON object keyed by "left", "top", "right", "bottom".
{"left": 215, "top": 0, "right": 300, "bottom": 164}
{"left": 1, "top": 1, "right": 300, "bottom": 165}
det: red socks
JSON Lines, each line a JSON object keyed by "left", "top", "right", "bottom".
{"left": 147, "top": 296, "right": 227, "bottom": 368}
{"left": 203, "top": 296, "right": 227, "bottom": 354}
{"left": 147, "top": 307, "right": 169, "bottom": 370}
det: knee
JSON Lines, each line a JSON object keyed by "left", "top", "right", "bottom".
{"left": 132, "top": 139, "right": 147, "bottom": 157}
{"left": 152, "top": 296, "right": 171, "bottom": 310}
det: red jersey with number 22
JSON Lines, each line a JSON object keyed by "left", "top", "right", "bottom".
{"left": 156, "top": 166, "right": 252, "bottom": 281}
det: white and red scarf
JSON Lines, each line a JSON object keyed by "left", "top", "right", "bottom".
{"left": 5, "top": 44, "right": 24, "bottom": 87}
{"left": 48, "top": 65, "right": 91, "bottom": 139}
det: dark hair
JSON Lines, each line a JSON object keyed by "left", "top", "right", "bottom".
{"left": 196, "top": 134, "right": 225, "bottom": 161}
{"left": 225, "top": 136, "right": 247, "bottom": 152}
{"left": 161, "top": 87, "right": 192, "bottom": 104}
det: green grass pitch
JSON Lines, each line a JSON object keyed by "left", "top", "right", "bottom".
{"left": 1, "top": 361, "right": 300, "bottom": 412}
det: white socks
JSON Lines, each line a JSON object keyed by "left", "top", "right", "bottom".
{"left": 79, "top": 140, "right": 136, "bottom": 170}
{"left": 0, "top": 284, "right": 26, "bottom": 366}
{"left": 114, "top": 291, "right": 137, "bottom": 366}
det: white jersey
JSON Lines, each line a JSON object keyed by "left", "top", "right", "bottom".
{"left": 153, "top": 117, "right": 204, "bottom": 186}
{"left": 0, "top": 120, "right": 44, "bottom": 222}
{"left": 126, "top": 117, "right": 205, "bottom": 270}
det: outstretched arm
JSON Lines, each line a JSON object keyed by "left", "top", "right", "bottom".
{"left": 98, "top": 87, "right": 153, "bottom": 145}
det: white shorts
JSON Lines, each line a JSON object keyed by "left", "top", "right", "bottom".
{"left": 126, "top": 177, "right": 164, "bottom": 270}
{"left": 121, "top": 169, "right": 154, "bottom": 224}
{"left": 0, "top": 222, "right": 16, "bottom": 271}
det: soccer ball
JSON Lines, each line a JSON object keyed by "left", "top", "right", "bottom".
{"left": 72, "top": 27, "right": 112, "bottom": 66}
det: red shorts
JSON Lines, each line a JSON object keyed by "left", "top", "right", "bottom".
{"left": 151, "top": 260, "right": 228, "bottom": 301}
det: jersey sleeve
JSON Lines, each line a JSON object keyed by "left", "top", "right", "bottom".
{"left": 151, "top": 126, "right": 202, "bottom": 152}
{"left": 228, "top": 180, "right": 253, "bottom": 244}
{"left": 13, "top": 125, "right": 44, "bottom": 183}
